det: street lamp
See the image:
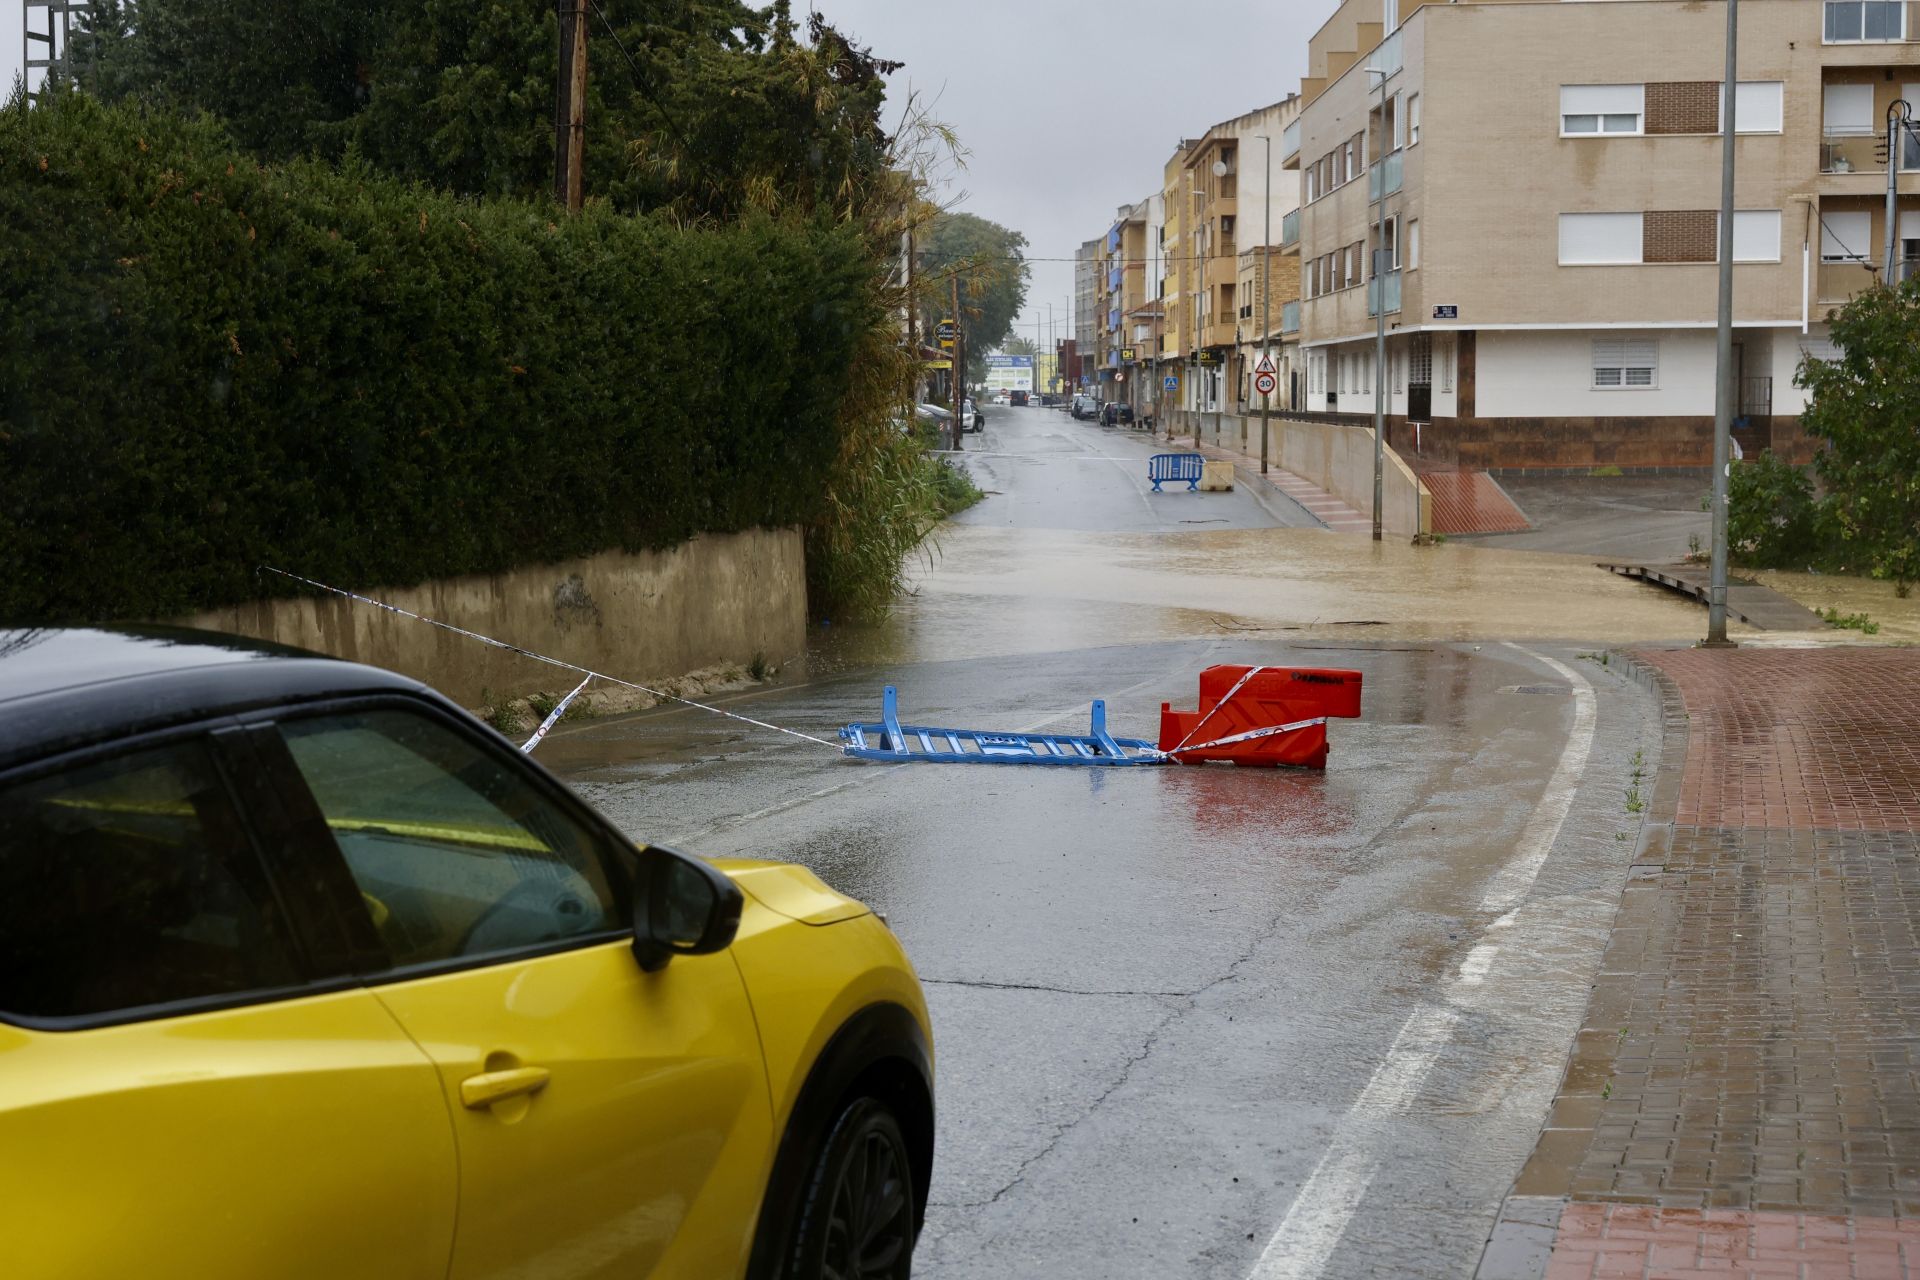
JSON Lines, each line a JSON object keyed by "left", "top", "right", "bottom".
{"left": 1258, "top": 133, "right": 1273, "bottom": 475}
{"left": 1364, "top": 65, "right": 1389, "bottom": 542}
{"left": 1704, "top": 0, "right": 1738, "bottom": 645}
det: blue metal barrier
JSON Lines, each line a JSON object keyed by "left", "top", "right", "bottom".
{"left": 1148, "top": 453, "right": 1205, "bottom": 491}
{"left": 840, "top": 686, "right": 1163, "bottom": 766}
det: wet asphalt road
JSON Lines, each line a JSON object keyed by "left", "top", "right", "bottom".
{"left": 541, "top": 406, "right": 1663, "bottom": 1279}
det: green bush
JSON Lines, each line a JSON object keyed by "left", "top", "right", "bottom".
{"left": 1726, "top": 451, "right": 1821, "bottom": 567}
{"left": 0, "top": 90, "right": 874, "bottom": 622}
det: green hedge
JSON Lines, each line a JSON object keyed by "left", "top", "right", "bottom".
{"left": 0, "top": 91, "right": 875, "bottom": 622}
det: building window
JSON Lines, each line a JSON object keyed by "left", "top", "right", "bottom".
{"left": 1592, "top": 338, "right": 1658, "bottom": 389}
{"left": 1721, "top": 81, "right": 1784, "bottom": 134}
{"left": 1729, "top": 209, "right": 1783, "bottom": 263}
{"left": 1559, "top": 212, "right": 1645, "bottom": 264}
{"left": 1343, "top": 138, "right": 1358, "bottom": 182}
{"left": 1408, "top": 93, "right": 1421, "bottom": 145}
{"left": 1823, "top": 83, "right": 1876, "bottom": 135}
{"left": 1391, "top": 93, "right": 1406, "bottom": 150}
{"left": 1560, "top": 84, "right": 1645, "bottom": 136}
{"left": 1384, "top": 216, "right": 1399, "bottom": 269}
{"left": 1407, "top": 219, "right": 1421, "bottom": 270}
{"left": 1821, "top": 210, "right": 1873, "bottom": 263}
{"left": 1306, "top": 167, "right": 1318, "bottom": 202}
{"left": 1439, "top": 338, "right": 1453, "bottom": 393}
{"left": 1825, "top": 0, "right": 1906, "bottom": 42}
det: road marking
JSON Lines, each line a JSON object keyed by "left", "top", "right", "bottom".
{"left": 1479, "top": 644, "right": 1598, "bottom": 915}
{"left": 1246, "top": 643, "right": 1599, "bottom": 1280}
{"left": 1456, "top": 943, "right": 1499, "bottom": 985}
{"left": 1248, "top": 1005, "right": 1460, "bottom": 1280}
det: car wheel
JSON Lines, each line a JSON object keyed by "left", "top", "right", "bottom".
{"left": 788, "top": 1096, "right": 916, "bottom": 1280}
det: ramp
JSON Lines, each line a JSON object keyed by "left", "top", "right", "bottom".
{"left": 1421, "top": 470, "right": 1531, "bottom": 534}
{"left": 1598, "top": 563, "right": 1830, "bottom": 631}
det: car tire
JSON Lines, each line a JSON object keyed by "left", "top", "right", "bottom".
{"left": 786, "top": 1096, "right": 917, "bottom": 1280}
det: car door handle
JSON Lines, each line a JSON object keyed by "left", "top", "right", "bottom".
{"left": 460, "top": 1066, "right": 551, "bottom": 1110}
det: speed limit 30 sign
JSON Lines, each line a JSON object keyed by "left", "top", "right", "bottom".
{"left": 1254, "top": 370, "right": 1277, "bottom": 397}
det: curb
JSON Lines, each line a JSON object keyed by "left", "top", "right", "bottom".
{"left": 1471, "top": 648, "right": 1691, "bottom": 1279}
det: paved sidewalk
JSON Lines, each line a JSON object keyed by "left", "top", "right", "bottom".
{"left": 1176, "top": 434, "right": 1376, "bottom": 533}
{"left": 1480, "top": 647, "right": 1920, "bottom": 1280}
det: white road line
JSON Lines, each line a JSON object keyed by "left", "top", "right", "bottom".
{"left": 1248, "top": 1005, "right": 1460, "bottom": 1280}
{"left": 1478, "top": 644, "right": 1598, "bottom": 915}
{"left": 1245, "top": 643, "right": 1599, "bottom": 1280}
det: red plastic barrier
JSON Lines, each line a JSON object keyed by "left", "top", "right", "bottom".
{"left": 1157, "top": 665, "right": 1363, "bottom": 769}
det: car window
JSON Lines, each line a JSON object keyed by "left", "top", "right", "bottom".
{"left": 279, "top": 709, "right": 626, "bottom": 970}
{"left": 0, "top": 739, "right": 302, "bottom": 1022}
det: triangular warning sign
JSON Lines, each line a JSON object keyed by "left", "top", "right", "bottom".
{"left": 1254, "top": 353, "right": 1276, "bottom": 375}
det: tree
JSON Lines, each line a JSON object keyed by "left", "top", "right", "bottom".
{"left": 999, "top": 334, "right": 1038, "bottom": 357}
{"left": 1796, "top": 280, "right": 1920, "bottom": 592}
{"left": 72, "top": 0, "right": 378, "bottom": 160}
{"left": 915, "top": 211, "right": 1029, "bottom": 383}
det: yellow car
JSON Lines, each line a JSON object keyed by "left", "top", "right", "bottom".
{"left": 0, "top": 627, "right": 933, "bottom": 1280}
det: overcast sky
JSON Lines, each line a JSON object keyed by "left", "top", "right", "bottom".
{"left": 810, "top": 0, "right": 1327, "bottom": 351}
{"left": 3, "top": 0, "right": 1329, "bottom": 346}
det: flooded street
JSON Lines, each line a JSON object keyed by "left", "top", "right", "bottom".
{"left": 533, "top": 407, "right": 1703, "bottom": 1277}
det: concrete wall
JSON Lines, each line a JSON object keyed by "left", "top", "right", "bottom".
{"left": 1268, "top": 416, "right": 1431, "bottom": 536}
{"left": 175, "top": 527, "right": 807, "bottom": 708}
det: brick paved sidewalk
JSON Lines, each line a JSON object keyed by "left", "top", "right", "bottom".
{"left": 1479, "top": 647, "right": 1920, "bottom": 1280}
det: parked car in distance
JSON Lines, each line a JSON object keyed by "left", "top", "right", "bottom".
{"left": 1008, "top": 390, "right": 1029, "bottom": 407}
{"left": 962, "top": 399, "right": 984, "bottom": 433}
{"left": 1071, "top": 394, "right": 1097, "bottom": 421}
{"left": 0, "top": 627, "right": 935, "bottom": 1280}
{"left": 1100, "top": 401, "right": 1135, "bottom": 427}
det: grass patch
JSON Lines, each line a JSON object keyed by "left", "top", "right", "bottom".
{"left": 1819, "top": 606, "right": 1880, "bottom": 634}
{"left": 1590, "top": 465, "right": 1624, "bottom": 478}
{"left": 926, "top": 455, "right": 985, "bottom": 517}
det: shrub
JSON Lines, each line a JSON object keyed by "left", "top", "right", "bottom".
{"left": 1726, "top": 451, "right": 1820, "bottom": 567}
{"left": 0, "top": 90, "right": 874, "bottom": 622}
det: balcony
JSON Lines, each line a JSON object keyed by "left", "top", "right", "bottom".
{"left": 1281, "top": 208, "right": 1300, "bottom": 250}
{"left": 1108, "top": 266, "right": 1124, "bottom": 289}
{"left": 1367, "top": 269, "right": 1402, "bottom": 316}
{"left": 1280, "top": 300, "right": 1301, "bottom": 334}
{"left": 1205, "top": 320, "right": 1238, "bottom": 349}
{"left": 1281, "top": 118, "right": 1301, "bottom": 166}
{"left": 1368, "top": 151, "right": 1403, "bottom": 202}
{"left": 1818, "top": 258, "right": 1881, "bottom": 302}
{"left": 1822, "top": 130, "right": 1920, "bottom": 174}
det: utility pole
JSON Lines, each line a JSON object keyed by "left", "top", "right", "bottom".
{"left": 1367, "top": 66, "right": 1388, "bottom": 541}
{"left": 554, "top": 0, "right": 588, "bottom": 211}
{"left": 950, "top": 274, "right": 965, "bottom": 452}
{"left": 1705, "top": 0, "right": 1739, "bottom": 645}
{"left": 1260, "top": 133, "right": 1273, "bottom": 475}
{"left": 1884, "top": 100, "right": 1910, "bottom": 288}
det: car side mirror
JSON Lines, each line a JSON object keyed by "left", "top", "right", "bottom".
{"left": 631, "top": 845, "right": 744, "bottom": 972}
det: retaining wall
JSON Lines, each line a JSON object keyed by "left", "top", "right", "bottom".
{"left": 174, "top": 527, "right": 807, "bottom": 708}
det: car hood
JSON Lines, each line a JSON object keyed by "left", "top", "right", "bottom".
{"left": 714, "top": 859, "right": 872, "bottom": 926}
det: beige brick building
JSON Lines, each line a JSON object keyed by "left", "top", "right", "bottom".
{"left": 1283, "top": 0, "right": 1919, "bottom": 470}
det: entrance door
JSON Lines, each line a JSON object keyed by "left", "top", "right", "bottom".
{"left": 1407, "top": 333, "right": 1433, "bottom": 421}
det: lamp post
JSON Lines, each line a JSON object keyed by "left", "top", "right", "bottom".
{"left": 1364, "top": 65, "right": 1389, "bottom": 542}
{"left": 1704, "top": 0, "right": 1739, "bottom": 646}
{"left": 1259, "top": 133, "right": 1273, "bottom": 475}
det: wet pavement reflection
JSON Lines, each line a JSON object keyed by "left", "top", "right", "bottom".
{"left": 537, "top": 407, "right": 1677, "bottom": 1277}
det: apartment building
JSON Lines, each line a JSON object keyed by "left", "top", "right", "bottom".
{"left": 1073, "top": 239, "right": 1101, "bottom": 390}
{"left": 1095, "top": 197, "right": 1166, "bottom": 413}
{"left": 1284, "top": 0, "right": 1918, "bottom": 470}
{"left": 1159, "top": 97, "right": 1305, "bottom": 438}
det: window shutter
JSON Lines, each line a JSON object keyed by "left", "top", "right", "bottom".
{"left": 1562, "top": 84, "right": 1645, "bottom": 115}
{"left": 1823, "top": 83, "right": 1874, "bottom": 135}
